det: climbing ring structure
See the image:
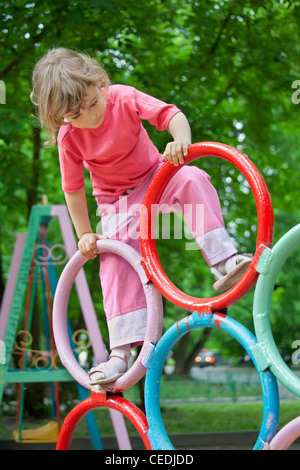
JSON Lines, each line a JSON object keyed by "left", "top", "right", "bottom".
{"left": 141, "top": 142, "right": 280, "bottom": 450}
{"left": 53, "top": 239, "right": 163, "bottom": 393}
{"left": 144, "top": 311, "right": 280, "bottom": 450}
{"left": 54, "top": 142, "right": 299, "bottom": 451}
{"left": 56, "top": 391, "right": 151, "bottom": 450}
{"left": 252, "top": 224, "right": 300, "bottom": 450}
{"left": 253, "top": 224, "right": 300, "bottom": 396}
{"left": 53, "top": 239, "right": 163, "bottom": 449}
{"left": 140, "top": 141, "right": 274, "bottom": 312}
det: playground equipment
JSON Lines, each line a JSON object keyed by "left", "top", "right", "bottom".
{"left": 140, "top": 141, "right": 274, "bottom": 311}
{"left": 12, "top": 238, "right": 61, "bottom": 443}
{"left": 53, "top": 142, "right": 300, "bottom": 450}
{"left": 0, "top": 205, "right": 132, "bottom": 449}
{"left": 144, "top": 312, "right": 279, "bottom": 450}
{"left": 53, "top": 240, "right": 163, "bottom": 394}
{"left": 252, "top": 224, "right": 300, "bottom": 397}
{"left": 12, "top": 421, "right": 59, "bottom": 444}
{"left": 140, "top": 141, "right": 281, "bottom": 450}
{"left": 6, "top": 142, "right": 299, "bottom": 450}
{"left": 53, "top": 239, "right": 163, "bottom": 449}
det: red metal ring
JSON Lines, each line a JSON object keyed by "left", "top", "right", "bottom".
{"left": 56, "top": 392, "right": 151, "bottom": 450}
{"left": 140, "top": 142, "right": 274, "bottom": 312}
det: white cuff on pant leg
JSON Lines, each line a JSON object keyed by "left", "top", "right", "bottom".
{"left": 108, "top": 307, "right": 147, "bottom": 350}
{"left": 196, "top": 227, "right": 238, "bottom": 267}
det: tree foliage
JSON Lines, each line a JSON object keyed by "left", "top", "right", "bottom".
{"left": 1, "top": 0, "right": 300, "bottom": 373}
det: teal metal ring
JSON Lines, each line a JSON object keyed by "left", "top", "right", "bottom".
{"left": 253, "top": 224, "right": 300, "bottom": 396}
{"left": 144, "top": 311, "right": 279, "bottom": 450}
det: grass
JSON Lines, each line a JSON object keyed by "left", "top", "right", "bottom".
{"left": 126, "top": 375, "right": 263, "bottom": 402}
{"left": 44, "top": 400, "right": 299, "bottom": 440}
{"left": 160, "top": 401, "right": 300, "bottom": 434}
{"left": 1, "top": 375, "right": 299, "bottom": 442}
{"left": 3, "top": 400, "right": 298, "bottom": 440}
{"left": 92, "top": 401, "right": 300, "bottom": 435}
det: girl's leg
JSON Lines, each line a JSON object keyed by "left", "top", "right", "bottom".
{"left": 91, "top": 186, "right": 153, "bottom": 385}
{"left": 99, "top": 204, "right": 148, "bottom": 350}
{"left": 159, "top": 165, "right": 237, "bottom": 265}
{"left": 158, "top": 165, "right": 252, "bottom": 290}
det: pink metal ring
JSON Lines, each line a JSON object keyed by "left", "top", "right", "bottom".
{"left": 140, "top": 142, "right": 274, "bottom": 312}
{"left": 264, "top": 416, "right": 300, "bottom": 450}
{"left": 53, "top": 240, "right": 163, "bottom": 392}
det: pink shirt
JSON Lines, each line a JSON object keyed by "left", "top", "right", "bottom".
{"left": 57, "top": 85, "right": 181, "bottom": 197}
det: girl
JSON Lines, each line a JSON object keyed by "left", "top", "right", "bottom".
{"left": 31, "top": 48, "right": 252, "bottom": 385}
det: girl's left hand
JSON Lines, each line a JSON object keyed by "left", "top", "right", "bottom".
{"left": 163, "top": 140, "right": 190, "bottom": 166}
{"left": 78, "top": 232, "right": 108, "bottom": 259}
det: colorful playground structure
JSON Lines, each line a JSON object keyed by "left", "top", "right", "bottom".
{"left": 1, "top": 142, "right": 300, "bottom": 450}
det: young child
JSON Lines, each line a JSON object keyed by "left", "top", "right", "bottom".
{"left": 31, "top": 48, "right": 252, "bottom": 385}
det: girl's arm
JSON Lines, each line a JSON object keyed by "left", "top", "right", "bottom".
{"left": 163, "top": 111, "right": 192, "bottom": 166}
{"left": 64, "top": 188, "right": 104, "bottom": 258}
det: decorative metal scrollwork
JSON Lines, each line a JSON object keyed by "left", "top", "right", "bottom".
{"left": 34, "top": 244, "right": 68, "bottom": 266}
{"left": 13, "top": 329, "right": 91, "bottom": 370}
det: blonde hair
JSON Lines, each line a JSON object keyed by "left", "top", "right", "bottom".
{"left": 30, "top": 47, "right": 111, "bottom": 146}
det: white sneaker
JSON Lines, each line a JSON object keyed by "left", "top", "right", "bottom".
{"left": 210, "top": 254, "right": 253, "bottom": 291}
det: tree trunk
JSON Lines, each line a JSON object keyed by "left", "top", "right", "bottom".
{"left": 0, "top": 227, "right": 5, "bottom": 303}
{"left": 27, "top": 126, "right": 41, "bottom": 212}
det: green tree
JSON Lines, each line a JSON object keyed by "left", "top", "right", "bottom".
{"left": 1, "top": 0, "right": 300, "bottom": 382}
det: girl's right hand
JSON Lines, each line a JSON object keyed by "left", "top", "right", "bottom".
{"left": 78, "top": 232, "right": 108, "bottom": 259}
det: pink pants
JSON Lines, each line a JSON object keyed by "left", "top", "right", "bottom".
{"left": 96, "top": 162, "right": 237, "bottom": 349}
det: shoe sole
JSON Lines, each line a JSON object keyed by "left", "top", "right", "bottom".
{"left": 213, "top": 257, "right": 253, "bottom": 292}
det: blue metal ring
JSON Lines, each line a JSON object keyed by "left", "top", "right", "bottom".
{"left": 144, "top": 311, "right": 279, "bottom": 450}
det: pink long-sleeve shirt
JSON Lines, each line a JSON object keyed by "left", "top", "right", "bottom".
{"left": 57, "top": 85, "right": 181, "bottom": 197}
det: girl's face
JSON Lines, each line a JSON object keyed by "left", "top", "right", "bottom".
{"left": 64, "top": 85, "right": 107, "bottom": 129}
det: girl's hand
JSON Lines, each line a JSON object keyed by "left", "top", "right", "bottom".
{"left": 163, "top": 140, "right": 190, "bottom": 166}
{"left": 78, "top": 232, "right": 108, "bottom": 259}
